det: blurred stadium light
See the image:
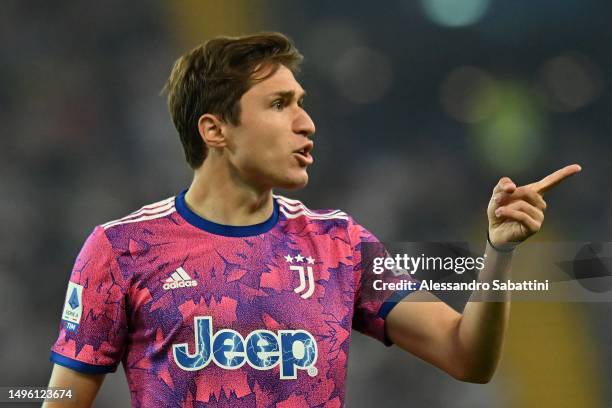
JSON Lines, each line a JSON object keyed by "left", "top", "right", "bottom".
{"left": 440, "top": 66, "right": 497, "bottom": 123}
{"left": 536, "top": 52, "right": 604, "bottom": 113}
{"left": 471, "top": 82, "right": 546, "bottom": 173}
{"left": 420, "top": 0, "right": 491, "bottom": 27}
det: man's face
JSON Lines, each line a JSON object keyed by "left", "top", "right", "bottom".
{"left": 223, "top": 64, "right": 316, "bottom": 191}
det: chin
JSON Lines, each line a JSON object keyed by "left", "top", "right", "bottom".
{"left": 277, "top": 173, "right": 309, "bottom": 190}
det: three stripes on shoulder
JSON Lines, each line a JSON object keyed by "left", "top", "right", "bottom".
{"left": 274, "top": 195, "right": 348, "bottom": 221}
{"left": 102, "top": 197, "right": 176, "bottom": 230}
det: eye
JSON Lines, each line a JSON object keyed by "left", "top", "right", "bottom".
{"left": 271, "top": 99, "right": 284, "bottom": 110}
{"left": 297, "top": 98, "right": 305, "bottom": 108}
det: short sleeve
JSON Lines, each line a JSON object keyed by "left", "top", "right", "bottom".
{"left": 50, "top": 226, "right": 129, "bottom": 374}
{"left": 349, "top": 217, "right": 417, "bottom": 346}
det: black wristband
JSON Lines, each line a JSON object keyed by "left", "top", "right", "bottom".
{"left": 487, "top": 232, "right": 517, "bottom": 253}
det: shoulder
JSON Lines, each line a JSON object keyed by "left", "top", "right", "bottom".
{"left": 274, "top": 194, "right": 350, "bottom": 222}
{"left": 100, "top": 195, "right": 177, "bottom": 231}
{"left": 274, "top": 195, "right": 381, "bottom": 250}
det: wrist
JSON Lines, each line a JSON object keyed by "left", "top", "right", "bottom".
{"left": 487, "top": 231, "right": 518, "bottom": 253}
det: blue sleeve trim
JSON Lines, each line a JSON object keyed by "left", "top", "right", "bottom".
{"left": 50, "top": 351, "right": 117, "bottom": 374}
{"left": 378, "top": 288, "right": 415, "bottom": 346}
{"left": 377, "top": 288, "right": 415, "bottom": 319}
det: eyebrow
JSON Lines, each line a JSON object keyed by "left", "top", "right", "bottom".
{"left": 268, "top": 90, "right": 307, "bottom": 100}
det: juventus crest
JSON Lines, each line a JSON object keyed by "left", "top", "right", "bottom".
{"left": 284, "top": 253, "right": 316, "bottom": 299}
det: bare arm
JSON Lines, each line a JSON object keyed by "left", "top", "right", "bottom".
{"left": 386, "top": 242, "right": 512, "bottom": 383}
{"left": 42, "top": 364, "right": 105, "bottom": 408}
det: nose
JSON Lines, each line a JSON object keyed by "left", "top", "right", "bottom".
{"left": 293, "top": 108, "right": 316, "bottom": 138}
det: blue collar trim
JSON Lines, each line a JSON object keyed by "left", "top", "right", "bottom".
{"left": 175, "top": 189, "right": 279, "bottom": 237}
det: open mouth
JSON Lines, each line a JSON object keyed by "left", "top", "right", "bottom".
{"left": 293, "top": 143, "right": 314, "bottom": 165}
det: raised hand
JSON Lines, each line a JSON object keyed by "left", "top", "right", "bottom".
{"left": 487, "top": 164, "right": 582, "bottom": 248}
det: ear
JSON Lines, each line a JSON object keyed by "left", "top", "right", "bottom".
{"left": 197, "top": 113, "right": 227, "bottom": 148}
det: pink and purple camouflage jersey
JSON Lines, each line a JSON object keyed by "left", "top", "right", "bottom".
{"left": 50, "top": 190, "right": 411, "bottom": 407}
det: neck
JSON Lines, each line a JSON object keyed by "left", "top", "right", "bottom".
{"left": 184, "top": 157, "right": 274, "bottom": 226}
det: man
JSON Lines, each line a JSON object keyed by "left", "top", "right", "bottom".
{"left": 45, "top": 32, "right": 580, "bottom": 407}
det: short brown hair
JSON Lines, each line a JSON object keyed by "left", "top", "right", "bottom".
{"left": 163, "top": 32, "right": 303, "bottom": 169}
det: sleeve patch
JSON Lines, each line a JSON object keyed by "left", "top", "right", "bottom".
{"left": 61, "top": 282, "right": 83, "bottom": 331}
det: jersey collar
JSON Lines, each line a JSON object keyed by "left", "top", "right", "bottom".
{"left": 175, "top": 189, "right": 279, "bottom": 237}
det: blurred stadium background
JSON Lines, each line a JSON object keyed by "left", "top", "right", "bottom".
{"left": 1, "top": 0, "right": 611, "bottom": 407}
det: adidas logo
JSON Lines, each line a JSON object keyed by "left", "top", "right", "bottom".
{"left": 163, "top": 267, "right": 198, "bottom": 290}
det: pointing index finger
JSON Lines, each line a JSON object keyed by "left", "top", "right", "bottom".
{"left": 532, "top": 164, "right": 582, "bottom": 194}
